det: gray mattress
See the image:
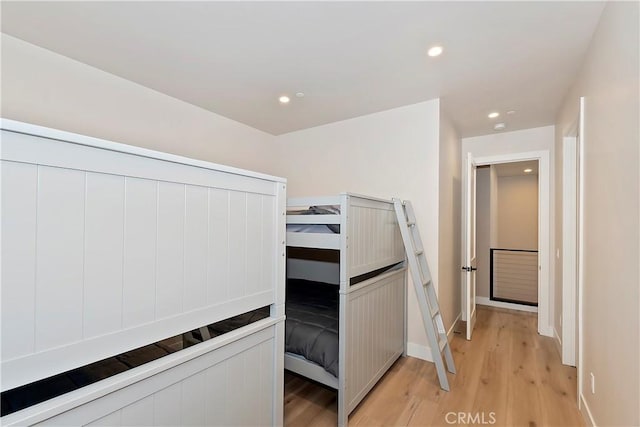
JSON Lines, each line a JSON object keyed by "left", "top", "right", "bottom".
{"left": 285, "top": 279, "right": 339, "bottom": 377}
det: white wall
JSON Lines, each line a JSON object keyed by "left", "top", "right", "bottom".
{"left": 477, "top": 169, "right": 538, "bottom": 299}
{"left": 476, "top": 167, "right": 491, "bottom": 298}
{"left": 272, "top": 99, "right": 443, "bottom": 356}
{"left": 497, "top": 175, "right": 538, "bottom": 250}
{"left": 489, "top": 166, "right": 499, "bottom": 250}
{"left": 555, "top": 2, "right": 639, "bottom": 425}
{"left": 1, "top": 35, "right": 277, "bottom": 175}
{"left": 438, "top": 111, "right": 462, "bottom": 333}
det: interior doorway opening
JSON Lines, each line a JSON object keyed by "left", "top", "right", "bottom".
{"left": 476, "top": 161, "right": 540, "bottom": 312}
{"left": 461, "top": 149, "right": 551, "bottom": 339}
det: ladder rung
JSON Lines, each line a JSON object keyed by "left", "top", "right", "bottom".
{"left": 438, "top": 333, "right": 448, "bottom": 351}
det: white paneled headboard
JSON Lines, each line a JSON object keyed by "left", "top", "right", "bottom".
{"left": 1, "top": 119, "right": 286, "bottom": 396}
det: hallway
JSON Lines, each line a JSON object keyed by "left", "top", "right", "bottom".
{"left": 284, "top": 306, "right": 583, "bottom": 426}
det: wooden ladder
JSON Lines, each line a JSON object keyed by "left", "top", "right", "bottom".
{"left": 393, "top": 198, "right": 456, "bottom": 391}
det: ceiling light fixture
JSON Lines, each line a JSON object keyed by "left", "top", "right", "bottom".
{"left": 494, "top": 123, "right": 506, "bottom": 131}
{"left": 427, "top": 46, "right": 443, "bottom": 57}
{"left": 524, "top": 168, "right": 533, "bottom": 173}
{"left": 507, "top": 110, "right": 516, "bottom": 115}
{"left": 278, "top": 95, "right": 290, "bottom": 104}
{"left": 488, "top": 112, "right": 500, "bottom": 119}
{"left": 295, "top": 92, "right": 305, "bottom": 98}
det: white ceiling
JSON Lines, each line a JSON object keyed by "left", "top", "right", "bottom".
{"left": 1, "top": 1, "right": 605, "bottom": 137}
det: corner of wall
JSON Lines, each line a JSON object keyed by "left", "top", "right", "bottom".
{"left": 437, "top": 107, "right": 462, "bottom": 332}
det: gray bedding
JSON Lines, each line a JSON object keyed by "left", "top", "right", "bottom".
{"left": 285, "top": 279, "right": 339, "bottom": 377}
{"left": 287, "top": 205, "right": 341, "bottom": 234}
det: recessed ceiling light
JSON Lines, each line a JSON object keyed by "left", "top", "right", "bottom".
{"left": 279, "top": 95, "right": 290, "bottom": 104}
{"left": 488, "top": 112, "right": 500, "bottom": 119}
{"left": 494, "top": 123, "right": 506, "bottom": 131}
{"left": 507, "top": 110, "right": 516, "bottom": 115}
{"left": 524, "top": 168, "right": 533, "bottom": 173}
{"left": 295, "top": 92, "right": 305, "bottom": 98}
{"left": 427, "top": 46, "right": 443, "bottom": 57}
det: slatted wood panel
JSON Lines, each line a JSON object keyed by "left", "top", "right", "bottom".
{"left": 345, "top": 269, "right": 405, "bottom": 413}
{"left": 29, "top": 330, "right": 276, "bottom": 427}
{"left": 348, "top": 199, "right": 404, "bottom": 278}
{"left": 1, "top": 129, "right": 280, "bottom": 391}
{"left": 492, "top": 250, "right": 538, "bottom": 304}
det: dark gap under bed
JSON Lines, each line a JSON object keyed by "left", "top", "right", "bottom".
{"left": 1, "top": 306, "right": 270, "bottom": 417}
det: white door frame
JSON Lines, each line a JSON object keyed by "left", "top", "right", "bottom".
{"left": 576, "top": 96, "right": 585, "bottom": 408}
{"left": 461, "top": 153, "right": 478, "bottom": 340}
{"left": 469, "top": 150, "right": 552, "bottom": 337}
{"left": 560, "top": 98, "right": 585, "bottom": 389}
{"left": 561, "top": 136, "right": 577, "bottom": 366}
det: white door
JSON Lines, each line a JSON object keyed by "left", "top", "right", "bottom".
{"left": 462, "top": 153, "right": 478, "bottom": 340}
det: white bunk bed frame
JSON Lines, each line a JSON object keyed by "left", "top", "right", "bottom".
{"left": 0, "top": 119, "right": 286, "bottom": 426}
{"left": 286, "top": 193, "right": 407, "bottom": 426}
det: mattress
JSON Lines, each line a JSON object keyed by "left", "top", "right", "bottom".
{"left": 285, "top": 279, "right": 339, "bottom": 377}
{"left": 287, "top": 205, "right": 340, "bottom": 234}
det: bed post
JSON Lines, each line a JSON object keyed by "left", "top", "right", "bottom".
{"left": 337, "top": 193, "right": 350, "bottom": 427}
{"left": 273, "top": 182, "right": 287, "bottom": 426}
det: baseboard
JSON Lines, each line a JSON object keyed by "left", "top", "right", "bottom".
{"left": 406, "top": 342, "right": 434, "bottom": 362}
{"left": 447, "top": 312, "right": 462, "bottom": 338}
{"left": 553, "top": 327, "right": 562, "bottom": 358}
{"left": 476, "top": 296, "right": 538, "bottom": 313}
{"left": 406, "top": 312, "right": 460, "bottom": 363}
{"left": 579, "top": 393, "right": 596, "bottom": 426}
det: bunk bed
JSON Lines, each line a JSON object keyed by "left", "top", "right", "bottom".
{"left": 286, "top": 194, "right": 407, "bottom": 426}
{"left": 0, "top": 119, "right": 286, "bottom": 426}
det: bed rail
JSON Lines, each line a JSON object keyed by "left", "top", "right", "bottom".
{"left": 285, "top": 193, "right": 404, "bottom": 283}
{"left": 2, "top": 318, "right": 282, "bottom": 426}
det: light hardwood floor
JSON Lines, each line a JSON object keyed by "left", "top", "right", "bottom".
{"left": 284, "top": 306, "right": 583, "bottom": 426}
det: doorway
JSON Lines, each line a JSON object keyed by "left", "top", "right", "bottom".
{"left": 462, "top": 150, "right": 552, "bottom": 339}
{"left": 477, "top": 161, "right": 540, "bottom": 311}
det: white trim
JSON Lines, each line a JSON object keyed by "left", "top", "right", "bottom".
{"left": 562, "top": 136, "right": 578, "bottom": 366}
{"left": 579, "top": 393, "right": 596, "bottom": 427}
{"left": 472, "top": 150, "right": 552, "bottom": 337}
{"left": 286, "top": 231, "right": 340, "bottom": 250}
{"left": 577, "top": 97, "right": 586, "bottom": 408}
{"left": 554, "top": 327, "right": 562, "bottom": 357}
{"left": 406, "top": 342, "right": 434, "bottom": 362}
{"left": 406, "top": 312, "right": 461, "bottom": 363}
{"left": 447, "top": 312, "right": 462, "bottom": 338}
{"left": 476, "top": 296, "right": 538, "bottom": 313}
{"left": 462, "top": 153, "right": 478, "bottom": 340}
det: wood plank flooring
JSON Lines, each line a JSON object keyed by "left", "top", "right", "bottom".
{"left": 284, "top": 306, "right": 583, "bottom": 426}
